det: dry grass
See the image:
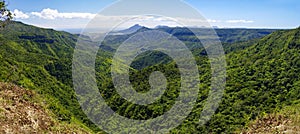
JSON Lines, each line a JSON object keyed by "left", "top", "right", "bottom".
{"left": 240, "top": 104, "right": 300, "bottom": 134}
{"left": 0, "top": 82, "right": 92, "bottom": 134}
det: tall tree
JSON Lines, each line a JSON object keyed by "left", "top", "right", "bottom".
{"left": 0, "top": 0, "right": 13, "bottom": 28}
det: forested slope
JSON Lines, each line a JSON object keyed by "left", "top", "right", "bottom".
{"left": 0, "top": 21, "right": 299, "bottom": 133}
{"left": 0, "top": 21, "right": 101, "bottom": 132}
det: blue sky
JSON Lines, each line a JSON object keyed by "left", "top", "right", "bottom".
{"left": 8, "top": 0, "right": 300, "bottom": 30}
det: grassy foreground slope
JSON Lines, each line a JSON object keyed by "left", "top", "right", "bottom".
{"left": 241, "top": 103, "right": 300, "bottom": 133}
{"left": 0, "top": 82, "right": 92, "bottom": 133}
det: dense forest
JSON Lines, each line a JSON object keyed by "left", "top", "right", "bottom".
{"left": 0, "top": 21, "right": 299, "bottom": 133}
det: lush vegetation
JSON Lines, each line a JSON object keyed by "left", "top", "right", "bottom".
{"left": 0, "top": 22, "right": 101, "bottom": 132}
{"left": 0, "top": 21, "right": 299, "bottom": 133}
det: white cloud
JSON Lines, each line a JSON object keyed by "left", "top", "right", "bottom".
{"left": 226, "top": 20, "right": 254, "bottom": 23}
{"left": 31, "top": 8, "right": 96, "bottom": 20}
{"left": 13, "top": 9, "right": 30, "bottom": 19}
{"left": 207, "top": 19, "right": 221, "bottom": 23}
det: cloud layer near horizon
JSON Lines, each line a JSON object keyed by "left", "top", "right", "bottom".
{"left": 31, "top": 8, "right": 96, "bottom": 19}
{"left": 12, "top": 8, "right": 255, "bottom": 29}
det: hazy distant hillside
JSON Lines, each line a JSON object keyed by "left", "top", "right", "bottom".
{"left": 101, "top": 26, "right": 277, "bottom": 51}
{"left": 158, "top": 27, "right": 277, "bottom": 43}
{"left": 101, "top": 25, "right": 277, "bottom": 69}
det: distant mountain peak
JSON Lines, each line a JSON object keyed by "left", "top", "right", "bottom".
{"left": 131, "top": 24, "right": 143, "bottom": 28}
{"left": 117, "top": 24, "right": 145, "bottom": 34}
